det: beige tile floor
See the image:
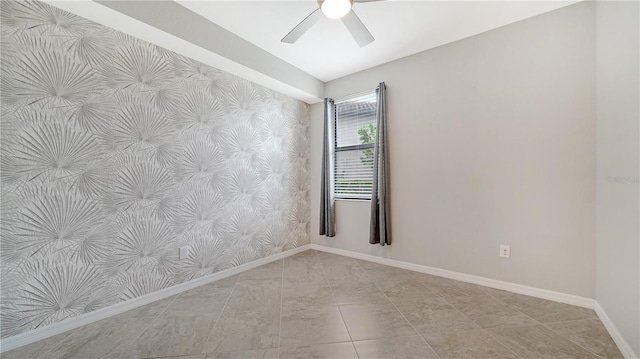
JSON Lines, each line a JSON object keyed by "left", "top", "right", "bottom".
{"left": 4, "top": 250, "right": 623, "bottom": 359}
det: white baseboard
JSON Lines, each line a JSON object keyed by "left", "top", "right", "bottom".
{"left": 0, "top": 244, "right": 311, "bottom": 353}
{"left": 594, "top": 302, "right": 639, "bottom": 359}
{"left": 310, "top": 244, "right": 595, "bottom": 309}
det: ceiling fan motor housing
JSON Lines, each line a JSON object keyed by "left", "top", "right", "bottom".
{"left": 282, "top": 0, "right": 374, "bottom": 48}
{"left": 319, "top": 0, "right": 354, "bottom": 19}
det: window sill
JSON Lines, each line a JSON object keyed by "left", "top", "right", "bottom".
{"left": 335, "top": 198, "right": 371, "bottom": 202}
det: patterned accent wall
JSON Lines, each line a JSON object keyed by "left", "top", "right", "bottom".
{"left": 0, "top": 0, "right": 310, "bottom": 338}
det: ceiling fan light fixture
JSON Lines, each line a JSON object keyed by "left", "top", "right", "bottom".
{"left": 321, "top": 0, "right": 352, "bottom": 19}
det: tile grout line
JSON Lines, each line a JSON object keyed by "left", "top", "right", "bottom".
{"left": 379, "top": 292, "right": 443, "bottom": 359}
{"left": 314, "top": 250, "right": 360, "bottom": 359}
{"left": 443, "top": 292, "right": 603, "bottom": 359}
{"left": 481, "top": 290, "right": 549, "bottom": 325}
{"left": 98, "top": 294, "right": 183, "bottom": 359}
{"left": 482, "top": 288, "right": 608, "bottom": 358}
{"left": 148, "top": 292, "right": 182, "bottom": 318}
{"left": 200, "top": 274, "right": 242, "bottom": 356}
{"left": 438, "top": 294, "right": 528, "bottom": 359}
{"left": 538, "top": 321, "right": 609, "bottom": 359}
{"left": 277, "top": 257, "right": 284, "bottom": 358}
{"left": 446, "top": 290, "right": 545, "bottom": 329}
{"left": 33, "top": 328, "right": 78, "bottom": 359}
{"left": 352, "top": 259, "right": 443, "bottom": 359}
{"left": 540, "top": 317, "right": 597, "bottom": 325}
{"left": 481, "top": 290, "right": 595, "bottom": 328}
{"left": 481, "top": 328, "right": 528, "bottom": 359}
{"left": 434, "top": 296, "right": 483, "bottom": 333}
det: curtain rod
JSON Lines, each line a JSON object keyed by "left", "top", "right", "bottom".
{"left": 332, "top": 86, "right": 378, "bottom": 104}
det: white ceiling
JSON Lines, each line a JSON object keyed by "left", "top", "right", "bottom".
{"left": 177, "top": 0, "right": 578, "bottom": 82}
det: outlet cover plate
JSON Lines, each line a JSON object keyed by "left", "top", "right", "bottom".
{"left": 500, "top": 245, "right": 511, "bottom": 258}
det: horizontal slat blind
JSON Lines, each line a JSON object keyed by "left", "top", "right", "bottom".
{"left": 335, "top": 92, "right": 377, "bottom": 199}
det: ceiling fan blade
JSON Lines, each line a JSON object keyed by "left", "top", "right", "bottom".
{"left": 341, "top": 10, "right": 374, "bottom": 47}
{"left": 281, "top": 8, "right": 323, "bottom": 44}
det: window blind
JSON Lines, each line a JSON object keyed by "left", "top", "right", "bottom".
{"left": 334, "top": 91, "right": 377, "bottom": 199}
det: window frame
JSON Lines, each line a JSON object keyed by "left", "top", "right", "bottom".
{"left": 333, "top": 91, "right": 377, "bottom": 201}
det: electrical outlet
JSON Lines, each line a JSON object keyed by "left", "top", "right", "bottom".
{"left": 500, "top": 245, "right": 511, "bottom": 258}
{"left": 179, "top": 246, "right": 190, "bottom": 260}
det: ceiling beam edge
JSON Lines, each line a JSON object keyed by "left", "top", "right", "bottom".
{"left": 43, "top": 0, "right": 324, "bottom": 104}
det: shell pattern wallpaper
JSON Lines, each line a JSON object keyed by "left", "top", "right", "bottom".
{"left": 0, "top": 0, "right": 311, "bottom": 339}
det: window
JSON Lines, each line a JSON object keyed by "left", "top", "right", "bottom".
{"left": 334, "top": 91, "right": 377, "bottom": 199}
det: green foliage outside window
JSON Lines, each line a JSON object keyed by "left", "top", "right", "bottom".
{"left": 358, "top": 123, "right": 377, "bottom": 168}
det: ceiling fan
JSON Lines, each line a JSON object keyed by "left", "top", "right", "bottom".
{"left": 281, "top": 0, "right": 381, "bottom": 48}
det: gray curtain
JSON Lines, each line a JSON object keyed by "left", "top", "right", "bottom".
{"left": 370, "top": 83, "right": 391, "bottom": 245}
{"left": 320, "top": 98, "right": 336, "bottom": 237}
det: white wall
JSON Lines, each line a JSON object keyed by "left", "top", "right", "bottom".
{"left": 595, "top": 1, "right": 640, "bottom": 356}
{"left": 311, "top": 2, "right": 597, "bottom": 298}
